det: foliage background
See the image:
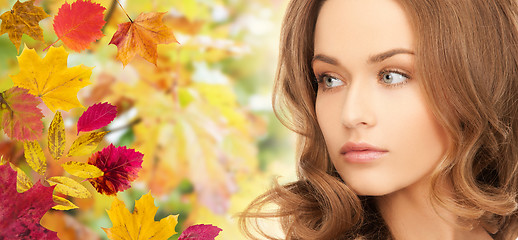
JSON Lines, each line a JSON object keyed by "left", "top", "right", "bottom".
{"left": 0, "top": 0, "right": 296, "bottom": 239}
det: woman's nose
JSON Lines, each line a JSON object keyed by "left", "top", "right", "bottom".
{"left": 340, "top": 80, "right": 376, "bottom": 129}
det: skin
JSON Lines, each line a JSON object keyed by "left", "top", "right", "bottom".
{"left": 313, "top": 0, "right": 492, "bottom": 239}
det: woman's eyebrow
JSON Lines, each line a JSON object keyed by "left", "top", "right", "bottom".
{"left": 312, "top": 54, "right": 338, "bottom": 65}
{"left": 368, "top": 48, "right": 414, "bottom": 63}
{"left": 312, "top": 48, "right": 414, "bottom": 66}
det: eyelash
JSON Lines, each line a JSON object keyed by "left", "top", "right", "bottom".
{"left": 315, "top": 69, "right": 411, "bottom": 92}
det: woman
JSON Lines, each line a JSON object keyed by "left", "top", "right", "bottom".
{"left": 239, "top": 0, "right": 518, "bottom": 239}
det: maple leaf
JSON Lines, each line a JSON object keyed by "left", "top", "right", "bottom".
{"left": 77, "top": 102, "right": 117, "bottom": 134}
{"left": 0, "top": 87, "right": 44, "bottom": 141}
{"left": 88, "top": 144, "right": 143, "bottom": 195}
{"left": 109, "top": 12, "right": 178, "bottom": 66}
{"left": 10, "top": 46, "right": 92, "bottom": 112}
{"left": 0, "top": 0, "right": 50, "bottom": 51}
{"left": 103, "top": 192, "right": 178, "bottom": 240}
{"left": 0, "top": 164, "right": 58, "bottom": 239}
{"left": 51, "top": 0, "right": 106, "bottom": 52}
{"left": 178, "top": 224, "right": 222, "bottom": 240}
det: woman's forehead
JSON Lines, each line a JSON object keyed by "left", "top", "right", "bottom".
{"left": 314, "top": 0, "right": 414, "bottom": 63}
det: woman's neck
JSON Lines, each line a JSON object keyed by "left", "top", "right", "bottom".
{"left": 375, "top": 176, "right": 493, "bottom": 240}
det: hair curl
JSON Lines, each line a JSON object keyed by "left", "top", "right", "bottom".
{"left": 239, "top": 0, "right": 518, "bottom": 239}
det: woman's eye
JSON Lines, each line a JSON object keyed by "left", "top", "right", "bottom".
{"left": 321, "top": 75, "right": 343, "bottom": 88}
{"left": 379, "top": 71, "right": 408, "bottom": 85}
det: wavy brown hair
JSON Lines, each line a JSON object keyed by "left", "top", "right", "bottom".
{"left": 239, "top": 0, "right": 518, "bottom": 239}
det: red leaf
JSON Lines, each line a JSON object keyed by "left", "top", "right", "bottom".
{"left": 0, "top": 164, "right": 58, "bottom": 239}
{"left": 88, "top": 144, "right": 143, "bottom": 195}
{"left": 1, "top": 87, "right": 44, "bottom": 141}
{"left": 178, "top": 224, "right": 222, "bottom": 240}
{"left": 52, "top": 0, "right": 106, "bottom": 52}
{"left": 77, "top": 102, "right": 117, "bottom": 134}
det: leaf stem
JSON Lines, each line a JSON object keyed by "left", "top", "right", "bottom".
{"left": 43, "top": 38, "right": 60, "bottom": 52}
{"left": 115, "top": 0, "right": 132, "bottom": 23}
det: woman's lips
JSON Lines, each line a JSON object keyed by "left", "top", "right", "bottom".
{"left": 340, "top": 142, "right": 388, "bottom": 163}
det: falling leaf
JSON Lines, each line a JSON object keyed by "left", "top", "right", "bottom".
{"left": 10, "top": 46, "right": 92, "bottom": 112}
{"left": 88, "top": 144, "right": 143, "bottom": 195}
{"left": 0, "top": 164, "right": 58, "bottom": 239}
{"left": 48, "top": 111, "right": 65, "bottom": 160}
{"left": 178, "top": 224, "right": 223, "bottom": 240}
{"left": 52, "top": 0, "right": 106, "bottom": 52}
{"left": 0, "top": 87, "right": 44, "bottom": 141}
{"left": 77, "top": 102, "right": 117, "bottom": 134}
{"left": 47, "top": 176, "right": 91, "bottom": 198}
{"left": 52, "top": 195, "right": 78, "bottom": 210}
{"left": 103, "top": 192, "right": 178, "bottom": 240}
{"left": 109, "top": 12, "right": 178, "bottom": 66}
{"left": 62, "top": 161, "right": 104, "bottom": 178}
{"left": 0, "top": 0, "right": 50, "bottom": 51}
{"left": 67, "top": 131, "right": 108, "bottom": 157}
{"left": 15, "top": 164, "right": 33, "bottom": 192}
{"left": 23, "top": 140, "right": 46, "bottom": 176}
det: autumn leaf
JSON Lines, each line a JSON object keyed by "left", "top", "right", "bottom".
{"left": 48, "top": 111, "right": 65, "bottom": 160}
{"left": 0, "top": 0, "right": 50, "bottom": 51}
{"left": 10, "top": 46, "right": 92, "bottom": 112}
{"left": 88, "top": 144, "right": 143, "bottom": 195}
{"left": 0, "top": 164, "right": 58, "bottom": 239}
{"left": 47, "top": 176, "right": 91, "bottom": 198}
{"left": 109, "top": 12, "right": 178, "bottom": 66}
{"left": 178, "top": 224, "right": 222, "bottom": 240}
{"left": 52, "top": 0, "right": 106, "bottom": 52}
{"left": 67, "top": 131, "right": 108, "bottom": 157}
{"left": 0, "top": 87, "right": 44, "bottom": 141}
{"left": 15, "top": 164, "right": 33, "bottom": 192}
{"left": 62, "top": 161, "right": 104, "bottom": 178}
{"left": 23, "top": 140, "right": 46, "bottom": 176}
{"left": 103, "top": 192, "right": 178, "bottom": 240}
{"left": 77, "top": 102, "right": 117, "bottom": 134}
{"left": 52, "top": 195, "right": 78, "bottom": 210}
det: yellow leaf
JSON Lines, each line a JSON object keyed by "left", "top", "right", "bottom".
{"left": 0, "top": 0, "right": 50, "bottom": 51}
{"left": 48, "top": 111, "right": 65, "bottom": 160}
{"left": 16, "top": 166, "right": 33, "bottom": 193}
{"left": 109, "top": 12, "right": 178, "bottom": 66}
{"left": 62, "top": 161, "right": 104, "bottom": 178}
{"left": 47, "top": 176, "right": 91, "bottom": 198}
{"left": 52, "top": 195, "right": 79, "bottom": 210}
{"left": 10, "top": 46, "right": 92, "bottom": 112}
{"left": 67, "top": 131, "right": 108, "bottom": 157}
{"left": 103, "top": 192, "right": 178, "bottom": 240}
{"left": 23, "top": 140, "right": 46, "bottom": 176}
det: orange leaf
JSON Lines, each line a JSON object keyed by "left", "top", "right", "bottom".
{"left": 109, "top": 12, "right": 178, "bottom": 66}
{"left": 0, "top": 0, "right": 50, "bottom": 51}
{"left": 52, "top": 0, "right": 106, "bottom": 52}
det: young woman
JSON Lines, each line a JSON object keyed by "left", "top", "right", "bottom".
{"left": 239, "top": 0, "right": 518, "bottom": 239}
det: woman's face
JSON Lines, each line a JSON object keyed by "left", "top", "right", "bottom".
{"left": 313, "top": 0, "right": 449, "bottom": 196}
